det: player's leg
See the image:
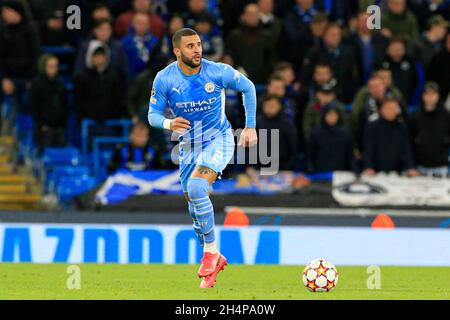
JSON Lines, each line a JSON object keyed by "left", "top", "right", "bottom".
{"left": 184, "top": 192, "right": 204, "bottom": 246}
{"left": 187, "top": 131, "right": 235, "bottom": 286}
{"left": 179, "top": 144, "right": 205, "bottom": 246}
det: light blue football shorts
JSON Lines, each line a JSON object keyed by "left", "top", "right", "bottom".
{"left": 179, "top": 129, "right": 235, "bottom": 193}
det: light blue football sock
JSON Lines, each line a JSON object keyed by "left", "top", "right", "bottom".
{"left": 188, "top": 201, "right": 204, "bottom": 246}
{"left": 187, "top": 177, "right": 215, "bottom": 244}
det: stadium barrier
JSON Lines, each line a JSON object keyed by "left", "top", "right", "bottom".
{"left": 0, "top": 223, "right": 449, "bottom": 266}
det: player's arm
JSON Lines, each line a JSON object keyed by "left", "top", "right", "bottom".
{"left": 148, "top": 73, "right": 190, "bottom": 132}
{"left": 220, "top": 64, "right": 257, "bottom": 147}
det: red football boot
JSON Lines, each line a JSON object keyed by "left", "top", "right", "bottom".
{"left": 200, "top": 254, "right": 227, "bottom": 288}
{"left": 197, "top": 252, "right": 221, "bottom": 277}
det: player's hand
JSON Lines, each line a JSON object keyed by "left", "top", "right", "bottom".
{"left": 170, "top": 117, "right": 191, "bottom": 133}
{"left": 238, "top": 128, "right": 257, "bottom": 148}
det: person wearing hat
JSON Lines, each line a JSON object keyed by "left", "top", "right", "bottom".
{"left": 409, "top": 82, "right": 450, "bottom": 176}
{"left": 302, "top": 80, "right": 347, "bottom": 144}
{"left": 409, "top": 14, "right": 449, "bottom": 70}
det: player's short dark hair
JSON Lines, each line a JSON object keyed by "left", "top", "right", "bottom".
{"left": 172, "top": 28, "right": 198, "bottom": 48}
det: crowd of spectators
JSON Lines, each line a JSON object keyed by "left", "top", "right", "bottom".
{"left": 0, "top": 0, "right": 449, "bottom": 177}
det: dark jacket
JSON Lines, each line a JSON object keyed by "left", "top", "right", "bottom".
{"left": 225, "top": 24, "right": 276, "bottom": 84}
{"left": 28, "top": 55, "right": 68, "bottom": 128}
{"left": 302, "top": 43, "right": 360, "bottom": 103}
{"left": 381, "top": 57, "right": 418, "bottom": 104}
{"left": 308, "top": 107, "right": 354, "bottom": 173}
{"left": 256, "top": 111, "right": 297, "bottom": 171}
{"left": 0, "top": 9, "right": 40, "bottom": 79}
{"left": 108, "top": 143, "right": 156, "bottom": 174}
{"left": 409, "top": 104, "right": 450, "bottom": 168}
{"left": 363, "top": 118, "right": 415, "bottom": 173}
{"left": 345, "top": 32, "right": 388, "bottom": 85}
{"left": 427, "top": 48, "right": 450, "bottom": 101}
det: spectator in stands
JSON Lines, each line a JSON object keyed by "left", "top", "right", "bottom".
{"left": 193, "top": 14, "right": 223, "bottom": 62}
{"left": 324, "top": 0, "right": 358, "bottom": 25}
{"left": 74, "top": 42, "right": 124, "bottom": 122}
{"left": 90, "top": 3, "right": 114, "bottom": 26}
{"left": 260, "top": 74, "right": 299, "bottom": 122}
{"left": 225, "top": 3, "right": 276, "bottom": 84}
{"left": 373, "top": 64, "right": 405, "bottom": 104}
{"left": 29, "top": 54, "right": 68, "bottom": 153}
{"left": 122, "top": 12, "right": 161, "bottom": 79}
{"left": 0, "top": 0, "right": 40, "bottom": 113}
{"left": 29, "top": 0, "right": 66, "bottom": 46}
{"left": 305, "top": 63, "right": 341, "bottom": 100}
{"left": 409, "top": 82, "right": 450, "bottom": 176}
{"left": 108, "top": 121, "right": 162, "bottom": 173}
{"left": 257, "top": 95, "right": 297, "bottom": 171}
{"left": 308, "top": 104, "right": 354, "bottom": 173}
{"left": 310, "top": 12, "right": 328, "bottom": 48}
{"left": 409, "top": 15, "right": 449, "bottom": 70}
{"left": 279, "top": 0, "right": 319, "bottom": 74}
{"left": 182, "top": 0, "right": 221, "bottom": 32}
{"left": 302, "top": 23, "right": 359, "bottom": 103}
{"left": 160, "top": 15, "right": 183, "bottom": 63}
{"left": 74, "top": 18, "right": 129, "bottom": 84}
{"left": 381, "top": 0, "right": 420, "bottom": 43}
{"left": 114, "top": 0, "right": 165, "bottom": 38}
{"left": 351, "top": 73, "right": 407, "bottom": 151}
{"left": 381, "top": 38, "right": 419, "bottom": 104}
{"left": 127, "top": 68, "right": 154, "bottom": 124}
{"left": 303, "top": 80, "right": 347, "bottom": 144}
{"left": 410, "top": 0, "right": 450, "bottom": 31}
{"left": 362, "top": 98, "right": 419, "bottom": 176}
{"left": 345, "top": 11, "right": 388, "bottom": 85}
{"left": 427, "top": 31, "right": 450, "bottom": 107}
{"left": 257, "top": 0, "right": 282, "bottom": 39}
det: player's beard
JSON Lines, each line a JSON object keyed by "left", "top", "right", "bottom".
{"left": 180, "top": 52, "right": 201, "bottom": 69}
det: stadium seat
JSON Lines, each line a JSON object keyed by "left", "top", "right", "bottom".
{"left": 43, "top": 147, "right": 81, "bottom": 167}
{"left": 57, "top": 175, "right": 97, "bottom": 202}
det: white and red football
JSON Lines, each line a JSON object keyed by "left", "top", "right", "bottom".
{"left": 302, "top": 259, "right": 339, "bottom": 292}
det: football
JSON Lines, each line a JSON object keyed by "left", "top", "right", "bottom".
{"left": 302, "top": 259, "right": 339, "bottom": 292}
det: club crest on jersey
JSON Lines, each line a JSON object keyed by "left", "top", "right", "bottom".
{"left": 205, "top": 82, "right": 215, "bottom": 93}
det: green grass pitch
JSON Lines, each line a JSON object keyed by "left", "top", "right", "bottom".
{"left": 0, "top": 264, "right": 449, "bottom": 300}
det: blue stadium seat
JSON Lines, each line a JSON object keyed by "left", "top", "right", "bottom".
{"left": 43, "top": 147, "right": 81, "bottom": 167}
{"left": 45, "top": 165, "right": 90, "bottom": 193}
{"left": 57, "top": 175, "right": 97, "bottom": 202}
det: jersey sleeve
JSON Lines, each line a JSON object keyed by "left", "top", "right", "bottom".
{"left": 220, "top": 63, "right": 257, "bottom": 128}
{"left": 148, "top": 72, "right": 169, "bottom": 129}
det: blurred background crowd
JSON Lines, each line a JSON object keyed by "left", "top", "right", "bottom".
{"left": 0, "top": 0, "right": 449, "bottom": 184}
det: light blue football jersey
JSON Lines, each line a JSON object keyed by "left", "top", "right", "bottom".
{"left": 148, "top": 59, "right": 256, "bottom": 143}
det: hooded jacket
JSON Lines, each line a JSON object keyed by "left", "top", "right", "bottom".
{"left": 28, "top": 54, "right": 67, "bottom": 128}
{"left": 74, "top": 42, "right": 124, "bottom": 121}
{"left": 308, "top": 105, "right": 354, "bottom": 173}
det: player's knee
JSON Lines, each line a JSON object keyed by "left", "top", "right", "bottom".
{"left": 187, "top": 177, "right": 210, "bottom": 201}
